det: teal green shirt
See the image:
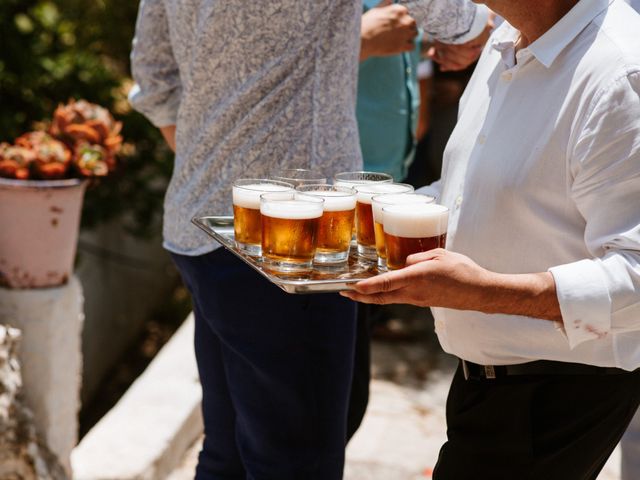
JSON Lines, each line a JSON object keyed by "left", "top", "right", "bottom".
{"left": 357, "top": 1, "right": 422, "bottom": 181}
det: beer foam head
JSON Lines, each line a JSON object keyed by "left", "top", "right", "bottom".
{"left": 299, "top": 190, "right": 356, "bottom": 212}
{"left": 383, "top": 203, "right": 449, "bottom": 238}
{"left": 260, "top": 199, "right": 324, "bottom": 219}
{"left": 233, "top": 182, "right": 293, "bottom": 209}
{"left": 355, "top": 183, "right": 414, "bottom": 205}
{"left": 371, "top": 193, "right": 435, "bottom": 222}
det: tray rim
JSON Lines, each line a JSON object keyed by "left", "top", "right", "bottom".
{"left": 191, "top": 215, "right": 376, "bottom": 293}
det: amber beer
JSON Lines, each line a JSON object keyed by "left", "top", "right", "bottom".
{"left": 383, "top": 203, "right": 449, "bottom": 270}
{"left": 232, "top": 179, "right": 293, "bottom": 256}
{"left": 354, "top": 183, "right": 414, "bottom": 257}
{"left": 371, "top": 193, "right": 435, "bottom": 269}
{"left": 296, "top": 185, "right": 356, "bottom": 263}
{"left": 260, "top": 192, "right": 324, "bottom": 271}
{"left": 333, "top": 171, "right": 393, "bottom": 239}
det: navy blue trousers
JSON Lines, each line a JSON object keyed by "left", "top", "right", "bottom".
{"left": 171, "top": 248, "right": 357, "bottom": 480}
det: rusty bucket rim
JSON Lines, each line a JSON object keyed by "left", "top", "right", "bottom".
{"left": 0, "top": 177, "right": 87, "bottom": 190}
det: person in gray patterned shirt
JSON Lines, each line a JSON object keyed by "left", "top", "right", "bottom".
{"left": 129, "top": 1, "right": 488, "bottom": 478}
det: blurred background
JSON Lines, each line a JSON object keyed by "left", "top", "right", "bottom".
{"left": 0, "top": 0, "right": 192, "bottom": 438}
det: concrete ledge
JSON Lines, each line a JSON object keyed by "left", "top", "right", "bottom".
{"left": 71, "top": 314, "right": 203, "bottom": 480}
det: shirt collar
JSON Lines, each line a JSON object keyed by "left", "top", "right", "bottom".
{"left": 492, "top": 0, "right": 613, "bottom": 69}
{"left": 491, "top": 23, "right": 519, "bottom": 69}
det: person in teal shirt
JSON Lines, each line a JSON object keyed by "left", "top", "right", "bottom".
{"left": 357, "top": 0, "right": 491, "bottom": 181}
{"left": 357, "top": 1, "right": 422, "bottom": 182}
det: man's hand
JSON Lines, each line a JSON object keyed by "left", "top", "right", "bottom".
{"left": 360, "top": 0, "right": 418, "bottom": 62}
{"left": 341, "top": 249, "right": 562, "bottom": 322}
{"left": 342, "top": 249, "right": 493, "bottom": 307}
{"left": 428, "top": 14, "right": 495, "bottom": 72}
{"left": 160, "top": 125, "right": 176, "bottom": 152}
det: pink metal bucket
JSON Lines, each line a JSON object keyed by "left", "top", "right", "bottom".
{"left": 0, "top": 178, "right": 87, "bottom": 288}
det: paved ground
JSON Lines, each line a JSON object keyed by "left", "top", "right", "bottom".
{"left": 167, "top": 307, "right": 621, "bottom": 480}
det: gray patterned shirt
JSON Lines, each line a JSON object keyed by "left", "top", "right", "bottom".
{"left": 129, "top": 0, "right": 487, "bottom": 255}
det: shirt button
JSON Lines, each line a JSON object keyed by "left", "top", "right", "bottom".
{"left": 406, "top": 67, "right": 411, "bottom": 75}
{"left": 455, "top": 195, "right": 463, "bottom": 208}
{"left": 502, "top": 72, "right": 513, "bottom": 81}
{"left": 435, "top": 319, "right": 445, "bottom": 330}
{"left": 478, "top": 134, "right": 486, "bottom": 145}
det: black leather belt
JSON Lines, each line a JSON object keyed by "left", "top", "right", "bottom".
{"left": 461, "top": 359, "right": 626, "bottom": 381}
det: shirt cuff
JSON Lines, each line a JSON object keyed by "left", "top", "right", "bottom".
{"left": 128, "top": 84, "right": 180, "bottom": 128}
{"left": 454, "top": 5, "right": 490, "bottom": 44}
{"left": 549, "top": 259, "right": 612, "bottom": 349}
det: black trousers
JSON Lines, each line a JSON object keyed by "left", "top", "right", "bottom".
{"left": 346, "top": 305, "right": 372, "bottom": 441}
{"left": 434, "top": 363, "right": 640, "bottom": 480}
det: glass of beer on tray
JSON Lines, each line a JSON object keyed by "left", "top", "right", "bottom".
{"left": 260, "top": 191, "right": 324, "bottom": 271}
{"left": 271, "top": 168, "right": 327, "bottom": 187}
{"left": 296, "top": 184, "right": 356, "bottom": 264}
{"left": 382, "top": 203, "right": 449, "bottom": 270}
{"left": 353, "top": 183, "right": 414, "bottom": 258}
{"left": 371, "top": 193, "right": 435, "bottom": 269}
{"left": 333, "top": 171, "right": 393, "bottom": 242}
{"left": 232, "top": 179, "right": 294, "bottom": 256}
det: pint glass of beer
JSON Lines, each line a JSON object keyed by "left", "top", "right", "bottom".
{"left": 371, "top": 193, "right": 435, "bottom": 269}
{"left": 271, "top": 168, "right": 327, "bottom": 187}
{"left": 382, "top": 203, "right": 449, "bottom": 270}
{"left": 232, "top": 179, "right": 294, "bottom": 256}
{"left": 296, "top": 184, "right": 357, "bottom": 263}
{"left": 354, "top": 183, "right": 414, "bottom": 258}
{"left": 334, "top": 171, "right": 393, "bottom": 241}
{"left": 260, "top": 191, "right": 324, "bottom": 271}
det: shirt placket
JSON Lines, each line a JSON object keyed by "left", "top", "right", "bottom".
{"left": 450, "top": 59, "right": 518, "bottom": 230}
{"left": 436, "top": 53, "right": 521, "bottom": 352}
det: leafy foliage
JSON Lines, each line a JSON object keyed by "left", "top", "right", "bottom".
{"left": 0, "top": 0, "right": 173, "bottom": 237}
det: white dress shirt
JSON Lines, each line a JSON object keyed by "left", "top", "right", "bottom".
{"left": 431, "top": 0, "right": 640, "bottom": 370}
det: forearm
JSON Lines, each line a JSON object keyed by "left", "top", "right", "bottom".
{"left": 401, "top": 0, "right": 488, "bottom": 44}
{"left": 344, "top": 249, "right": 563, "bottom": 322}
{"left": 479, "top": 271, "right": 562, "bottom": 322}
{"left": 160, "top": 125, "right": 176, "bottom": 152}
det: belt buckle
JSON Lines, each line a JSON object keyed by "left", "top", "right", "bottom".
{"left": 462, "top": 360, "right": 497, "bottom": 380}
{"left": 484, "top": 365, "right": 496, "bottom": 379}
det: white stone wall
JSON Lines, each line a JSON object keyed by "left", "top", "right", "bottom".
{"left": 77, "top": 224, "right": 178, "bottom": 405}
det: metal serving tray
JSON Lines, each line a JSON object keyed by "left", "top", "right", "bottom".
{"left": 192, "top": 215, "right": 379, "bottom": 294}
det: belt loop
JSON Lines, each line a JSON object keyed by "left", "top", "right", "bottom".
{"left": 462, "top": 360, "right": 470, "bottom": 380}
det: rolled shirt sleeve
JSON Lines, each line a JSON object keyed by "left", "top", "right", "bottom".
{"left": 549, "top": 71, "right": 640, "bottom": 349}
{"left": 129, "top": 0, "right": 182, "bottom": 127}
{"left": 401, "top": 1, "right": 489, "bottom": 44}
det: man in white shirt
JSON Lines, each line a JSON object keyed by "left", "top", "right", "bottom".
{"left": 343, "top": 0, "right": 640, "bottom": 477}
